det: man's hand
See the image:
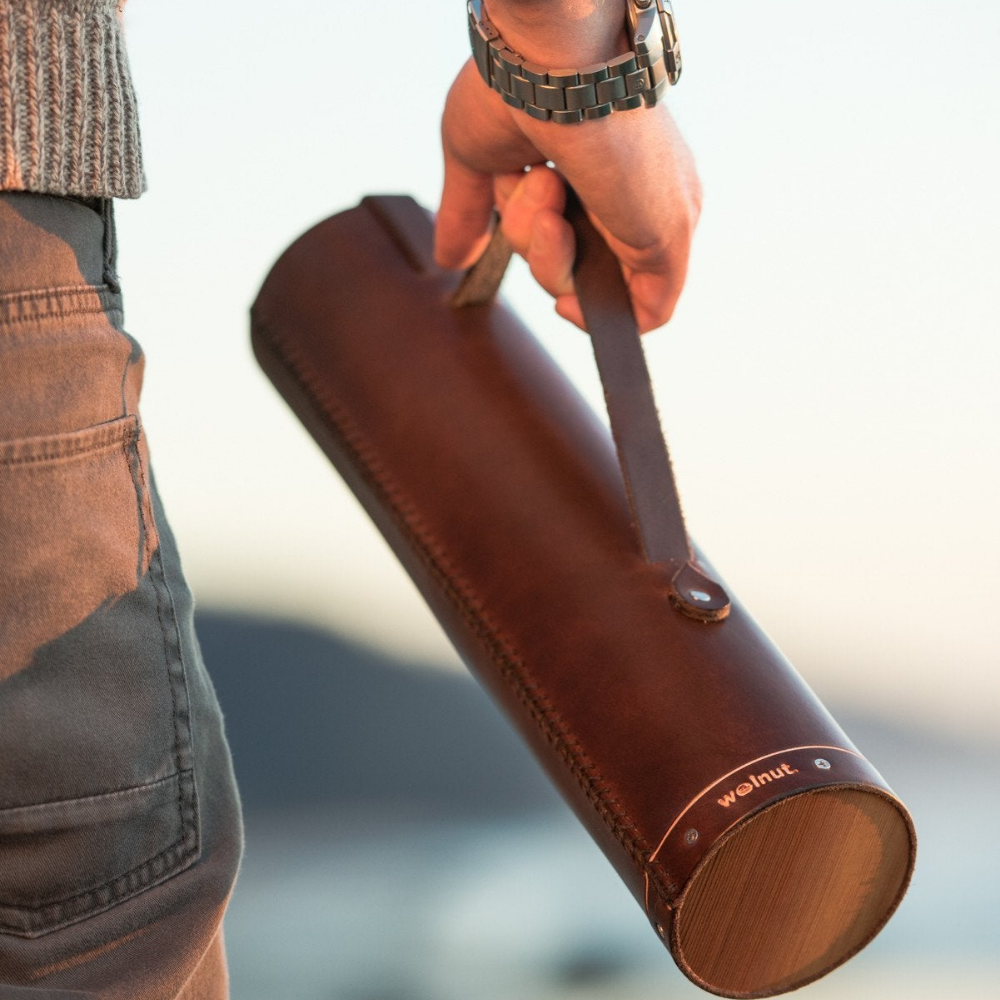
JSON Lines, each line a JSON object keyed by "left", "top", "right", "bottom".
{"left": 435, "top": 2, "right": 701, "bottom": 334}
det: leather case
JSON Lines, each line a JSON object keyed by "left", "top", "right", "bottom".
{"left": 250, "top": 194, "right": 916, "bottom": 999}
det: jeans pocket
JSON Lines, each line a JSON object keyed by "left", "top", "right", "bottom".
{"left": 0, "top": 416, "right": 200, "bottom": 938}
{"left": 0, "top": 416, "right": 157, "bottom": 677}
{"left": 0, "top": 774, "right": 197, "bottom": 938}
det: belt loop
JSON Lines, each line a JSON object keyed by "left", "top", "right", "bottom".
{"left": 101, "top": 198, "right": 121, "bottom": 293}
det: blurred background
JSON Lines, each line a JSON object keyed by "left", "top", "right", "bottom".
{"left": 119, "top": 2, "right": 998, "bottom": 997}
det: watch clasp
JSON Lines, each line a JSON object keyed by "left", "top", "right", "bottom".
{"left": 658, "top": 1, "right": 683, "bottom": 85}
{"left": 628, "top": 0, "right": 682, "bottom": 105}
{"left": 468, "top": 0, "right": 499, "bottom": 86}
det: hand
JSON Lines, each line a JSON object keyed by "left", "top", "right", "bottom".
{"left": 436, "top": 27, "right": 701, "bottom": 333}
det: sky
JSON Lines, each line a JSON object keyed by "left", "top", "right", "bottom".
{"left": 116, "top": 1, "right": 1000, "bottom": 742}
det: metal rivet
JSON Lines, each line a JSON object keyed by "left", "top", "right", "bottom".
{"left": 689, "top": 589, "right": 712, "bottom": 602}
{"left": 637, "top": 34, "right": 646, "bottom": 42}
{"left": 684, "top": 828, "right": 699, "bottom": 845}
{"left": 814, "top": 758, "right": 831, "bottom": 770}
{"left": 636, "top": 0, "right": 654, "bottom": 8}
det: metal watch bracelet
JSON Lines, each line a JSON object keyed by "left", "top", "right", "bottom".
{"left": 467, "top": 0, "right": 682, "bottom": 124}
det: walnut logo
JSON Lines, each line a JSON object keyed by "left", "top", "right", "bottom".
{"left": 717, "top": 763, "right": 799, "bottom": 807}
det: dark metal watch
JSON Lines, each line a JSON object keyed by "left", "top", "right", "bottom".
{"left": 467, "top": 0, "right": 682, "bottom": 124}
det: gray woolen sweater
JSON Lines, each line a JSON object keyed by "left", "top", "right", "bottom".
{"left": 0, "top": 0, "right": 143, "bottom": 199}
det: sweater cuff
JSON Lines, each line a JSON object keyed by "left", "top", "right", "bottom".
{"left": 0, "top": 1, "right": 144, "bottom": 200}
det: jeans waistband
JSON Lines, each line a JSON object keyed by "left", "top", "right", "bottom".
{"left": 0, "top": 193, "right": 118, "bottom": 299}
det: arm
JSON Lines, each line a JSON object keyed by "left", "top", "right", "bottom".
{"left": 0, "top": 0, "right": 143, "bottom": 199}
{"left": 436, "top": 0, "right": 701, "bottom": 333}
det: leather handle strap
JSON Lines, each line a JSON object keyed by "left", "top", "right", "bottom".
{"left": 450, "top": 214, "right": 513, "bottom": 308}
{"left": 451, "top": 191, "right": 730, "bottom": 622}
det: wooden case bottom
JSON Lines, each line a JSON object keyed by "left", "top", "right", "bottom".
{"left": 672, "top": 786, "right": 912, "bottom": 997}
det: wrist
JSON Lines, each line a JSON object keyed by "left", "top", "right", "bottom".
{"left": 484, "top": 0, "right": 628, "bottom": 66}
{"left": 468, "top": 1, "right": 681, "bottom": 126}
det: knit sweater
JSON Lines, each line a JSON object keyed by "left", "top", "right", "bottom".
{"left": 0, "top": 0, "right": 143, "bottom": 199}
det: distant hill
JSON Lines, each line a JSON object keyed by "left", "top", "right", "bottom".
{"left": 196, "top": 611, "right": 561, "bottom": 817}
{"left": 197, "top": 611, "right": 991, "bottom": 823}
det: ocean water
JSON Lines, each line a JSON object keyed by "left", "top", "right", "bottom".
{"left": 224, "top": 799, "right": 998, "bottom": 1000}
{"left": 198, "top": 613, "right": 1000, "bottom": 1000}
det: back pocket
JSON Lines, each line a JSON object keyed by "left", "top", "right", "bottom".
{"left": 0, "top": 416, "right": 199, "bottom": 937}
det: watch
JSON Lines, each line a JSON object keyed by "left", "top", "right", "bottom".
{"left": 467, "top": 0, "right": 682, "bottom": 124}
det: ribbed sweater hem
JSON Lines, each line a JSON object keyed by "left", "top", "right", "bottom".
{"left": 0, "top": 0, "right": 144, "bottom": 200}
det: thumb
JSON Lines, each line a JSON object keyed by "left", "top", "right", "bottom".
{"left": 435, "top": 150, "right": 496, "bottom": 270}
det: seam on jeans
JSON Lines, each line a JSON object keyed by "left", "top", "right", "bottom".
{"left": 147, "top": 526, "right": 199, "bottom": 842}
{"left": 0, "top": 771, "right": 179, "bottom": 818}
{"left": 252, "top": 312, "right": 679, "bottom": 911}
{"left": 0, "top": 284, "right": 122, "bottom": 326}
{"left": 0, "top": 283, "right": 116, "bottom": 304}
{"left": 0, "top": 303, "right": 122, "bottom": 325}
{"left": 0, "top": 771, "right": 199, "bottom": 939}
{"left": 0, "top": 415, "right": 136, "bottom": 466}
{"left": 154, "top": 556, "right": 199, "bottom": 797}
{"left": 123, "top": 419, "right": 146, "bottom": 581}
{"left": 131, "top": 420, "right": 158, "bottom": 588}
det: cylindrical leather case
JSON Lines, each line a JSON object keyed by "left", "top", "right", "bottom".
{"left": 250, "top": 196, "right": 916, "bottom": 998}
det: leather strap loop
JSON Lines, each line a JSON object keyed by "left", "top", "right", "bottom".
{"left": 451, "top": 190, "right": 730, "bottom": 622}
{"left": 449, "top": 213, "right": 513, "bottom": 307}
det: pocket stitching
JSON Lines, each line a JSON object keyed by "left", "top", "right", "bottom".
{"left": 0, "top": 770, "right": 200, "bottom": 938}
{"left": 0, "top": 419, "right": 202, "bottom": 938}
{"left": 0, "top": 771, "right": 178, "bottom": 825}
{"left": 0, "top": 416, "right": 137, "bottom": 467}
{"left": 0, "top": 284, "right": 122, "bottom": 327}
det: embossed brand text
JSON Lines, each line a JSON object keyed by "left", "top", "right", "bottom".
{"left": 717, "top": 763, "right": 799, "bottom": 807}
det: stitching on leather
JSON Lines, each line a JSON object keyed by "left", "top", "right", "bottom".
{"left": 252, "top": 313, "right": 679, "bottom": 908}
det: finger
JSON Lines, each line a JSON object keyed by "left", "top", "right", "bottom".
{"left": 555, "top": 294, "right": 586, "bottom": 331}
{"left": 500, "top": 165, "right": 565, "bottom": 257}
{"left": 555, "top": 271, "right": 675, "bottom": 336}
{"left": 542, "top": 105, "right": 699, "bottom": 257}
{"left": 525, "top": 208, "right": 575, "bottom": 302}
{"left": 627, "top": 251, "right": 688, "bottom": 333}
{"left": 493, "top": 171, "right": 526, "bottom": 216}
{"left": 435, "top": 152, "right": 496, "bottom": 270}
{"left": 526, "top": 199, "right": 678, "bottom": 335}
{"left": 545, "top": 227, "right": 685, "bottom": 335}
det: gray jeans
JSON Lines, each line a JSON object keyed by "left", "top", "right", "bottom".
{"left": 0, "top": 193, "right": 243, "bottom": 999}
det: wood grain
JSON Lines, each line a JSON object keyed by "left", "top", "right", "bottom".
{"left": 674, "top": 788, "right": 913, "bottom": 997}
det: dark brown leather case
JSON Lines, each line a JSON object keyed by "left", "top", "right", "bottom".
{"left": 250, "top": 196, "right": 916, "bottom": 999}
